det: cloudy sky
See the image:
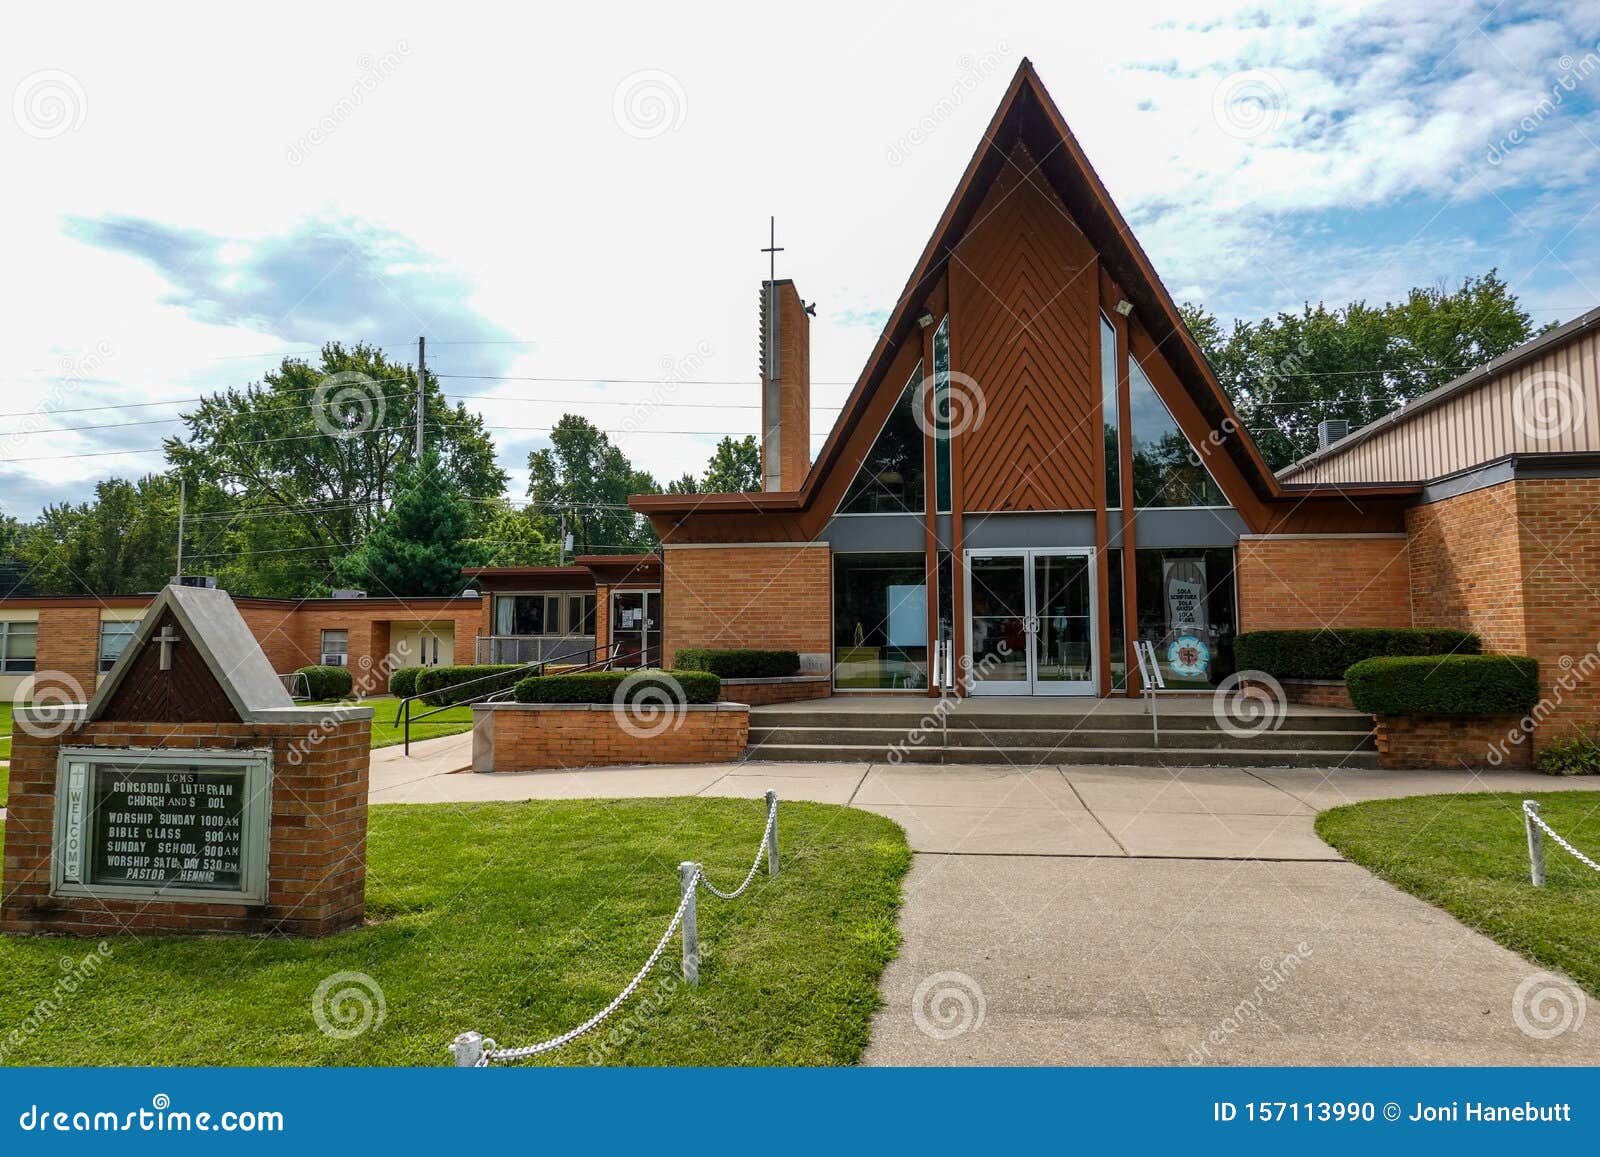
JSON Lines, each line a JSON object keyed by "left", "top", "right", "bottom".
{"left": 4, "top": 0, "right": 1600, "bottom": 517}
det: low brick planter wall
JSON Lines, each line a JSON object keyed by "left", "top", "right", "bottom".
{"left": 719, "top": 675, "right": 831, "bottom": 706}
{"left": 1245, "top": 676, "right": 1354, "bottom": 709}
{"left": 472, "top": 702, "right": 749, "bottom": 773}
{"left": 1373, "top": 714, "right": 1531, "bottom": 770}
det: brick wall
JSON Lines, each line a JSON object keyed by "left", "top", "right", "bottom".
{"left": 35, "top": 607, "right": 102, "bottom": 694}
{"left": 720, "top": 676, "right": 832, "bottom": 706}
{"left": 473, "top": 703, "right": 748, "bottom": 772}
{"left": 663, "top": 545, "right": 831, "bottom": 671}
{"left": 1237, "top": 536, "right": 1412, "bottom": 632}
{"left": 1373, "top": 714, "right": 1531, "bottom": 770}
{"left": 1407, "top": 477, "right": 1600, "bottom": 739}
{"left": 2, "top": 716, "right": 371, "bottom": 937}
{"left": 1407, "top": 480, "right": 1527, "bottom": 652}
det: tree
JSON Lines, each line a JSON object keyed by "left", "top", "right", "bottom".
{"left": 331, "top": 453, "right": 473, "bottom": 596}
{"left": 666, "top": 472, "right": 701, "bottom": 495}
{"left": 11, "top": 474, "right": 211, "bottom": 595}
{"left": 526, "top": 415, "right": 659, "bottom": 553}
{"left": 470, "top": 500, "right": 558, "bottom": 567}
{"left": 165, "top": 342, "right": 506, "bottom": 594}
{"left": 1182, "top": 271, "right": 1536, "bottom": 470}
{"left": 701, "top": 434, "right": 762, "bottom": 492}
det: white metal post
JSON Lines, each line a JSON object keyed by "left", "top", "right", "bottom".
{"left": 765, "top": 789, "right": 780, "bottom": 876}
{"left": 679, "top": 861, "right": 700, "bottom": 985}
{"left": 450, "top": 1030, "right": 485, "bottom": 1067}
{"left": 1525, "top": 800, "right": 1546, "bottom": 887}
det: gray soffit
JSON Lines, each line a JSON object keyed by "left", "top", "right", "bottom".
{"left": 1109, "top": 507, "right": 1245, "bottom": 549}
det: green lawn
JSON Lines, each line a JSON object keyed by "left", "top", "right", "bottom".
{"left": 1318, "top": 791, "right": 1600, "bottom": 996}
{"left": 0, "top": 797, "right": 911, "bottom": 1066}
{"left": 366, "top": 703, "right": 473, "bottom": 749}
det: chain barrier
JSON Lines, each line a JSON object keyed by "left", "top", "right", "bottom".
{"left": 1524, "top": 799, "right": 1600, "bottom": 875}
{"left": 450, "top": 791, "right": 780, "bottom": 1067}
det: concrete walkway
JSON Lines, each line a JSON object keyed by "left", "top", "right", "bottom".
{"left": 367, "top": 748, "right": 1600, "bottom": 1065}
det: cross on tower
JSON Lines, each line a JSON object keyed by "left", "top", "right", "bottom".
{"left": 760, "top": 216, "right": 783, "bottom": 284}
{"left": 154, "top": 623, "right": 182, "bottom": 671}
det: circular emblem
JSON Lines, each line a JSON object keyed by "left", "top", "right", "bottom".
{"left": 1167, "top": 635, "right": 1210, "bottom": 679}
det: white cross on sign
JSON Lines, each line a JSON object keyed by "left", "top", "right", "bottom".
{"left": 154, "top": 624, "right": 182, "bottom": 671}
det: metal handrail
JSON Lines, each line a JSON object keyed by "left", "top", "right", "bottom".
{"left": 392, "top": 642, "right": 651, "bottom": 754}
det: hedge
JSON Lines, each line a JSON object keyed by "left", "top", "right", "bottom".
{"left": 297, "top": 664, "right": 353, "bottom": 700}
{"left": 514, "top": 668, "right": 721, "bottom": 705}
{"left": 1234, "top": 628, "right": 1480, "bottom": 681}
{"left": 673, "top": 648, "right": 801, "bottom": 679}
{"left": 1345, "top": 654, "right": 1539, "bottom": 717}
{"left": 388, "top": 667, "right": 423, "bottom": 698}
{"left": 416, "top": 664, "right": 530, "bottom": 706}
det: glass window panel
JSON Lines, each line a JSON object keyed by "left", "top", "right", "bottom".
{"left": 1128, "top": 357, "right": 1227, "bottom": 507}
{"left": 581, "top": 595, "right": 597, "bottom": 636}
{"left": 1107, "top": 548, "right": 1126, "bottom": 690}
{"left": 933, "top": 318, "right": 952, "bottom": 513}
{"left": 967, "top": 555, "right": 1030, "bottom": 686}
{"left": 832, "top": 552, "right": 929, "bottom": 689}
{"left": 98, "top": 621, "right": 137, "bottom": 673}
{"left": 494, "top": 595, "right": 515, "bottom": 635}
{"left": 321, "top": 629, "right": 349, "bottom": 666}
{"left": 1101, "top": 314, "right": 1121, "bottom": 508}
{"left": 1132, "top": 548, "right": 1237, "bottom": 689}
{"left": 838, "top": 366, "right": 926, "bottom": 515}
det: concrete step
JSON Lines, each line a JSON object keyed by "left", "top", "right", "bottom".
{"left": 744, "top": 743, "right": 1382, "bottom": 769}
{"left": 747, "top": 709, "right": 1374, "bottom": 734}
{"left": 748, "top": 725, "right": 1375, "bottom": 753}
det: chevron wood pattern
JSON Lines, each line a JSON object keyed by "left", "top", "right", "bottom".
{"left": 951, "top": 141, "right": 1099, "bottom": 513}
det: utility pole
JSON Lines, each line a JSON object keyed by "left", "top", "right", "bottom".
{"left": 174, "top": 476, "right": 186, "bottom": 582}
{"left": 415, "top": 335, "right": 427, "bottom": 462}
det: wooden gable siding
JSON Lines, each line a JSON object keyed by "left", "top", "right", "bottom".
{"left": 951, "top": 142, "right": 1099, "bottom": 514}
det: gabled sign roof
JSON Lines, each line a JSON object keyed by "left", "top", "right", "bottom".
{"left": 86, "top": 583, "right": 296, "bottom": 723}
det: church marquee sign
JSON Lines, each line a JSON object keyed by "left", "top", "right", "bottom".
{"left": 51, "top": 747, "right": 272, "bottom": 905}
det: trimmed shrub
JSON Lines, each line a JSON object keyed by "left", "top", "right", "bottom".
{"left": 514, "top": 668, "right": 721, "bottom": 705}
{"left": 1536, "top": 724, "right": 1600, "bottom": 776}
{"left": 388, "top": 667, "right": 423, "bottom": 698}
{"left": 416, "top": 664, "right": 529, "bottom": 706}
{"left": 1345, "top": 654, "right": 1538, "bottom": 717}
{"left": 674, "top": 648, "right": 801, "bottom": 679}
{"left": 1234, "top": 628, "right": 1480, "bottom": 681}
{"left": 297, "top": 664, "right": 353, "bottom": 700}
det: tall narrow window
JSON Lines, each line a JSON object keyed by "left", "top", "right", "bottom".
{"left": 838, "top": 365, "right": 926, "bottom": 515}
{"left": 1128, "top": 357, "right": 1227, "bottom": 507}
{"left": 933, "top": 317, "right": 952, "bottom": 513}
{"left": 1106, "top": 548, "right": 1126, "bottom": 690}
{"left": 832, "top": 553, "right": 928, "bottom": 689}
{"left": 1100, "top": 314, "right": 1121, "bottom": 508}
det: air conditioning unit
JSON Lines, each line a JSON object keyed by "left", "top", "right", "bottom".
{"left": 330, "top": 589, "right": 367, "bottom": 599}
{"left": 171, "top": 575, "right": 218, "bottom": 589}
{"left": 1316, "top": 419, "right": 1350, "bottom": 450}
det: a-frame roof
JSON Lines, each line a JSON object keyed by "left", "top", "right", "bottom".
{"left": 633, "top": 58, "right": 1413, "bottom": 537}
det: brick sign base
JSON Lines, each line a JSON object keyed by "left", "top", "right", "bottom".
{"left": 472, "top": 703, "right": 748, "bottom": 773}
{"left": 1373, "top": 714, "right": 1532, "bottom": 771}
{"left": 2, "top": 719, "right": 371, "bottom": 937}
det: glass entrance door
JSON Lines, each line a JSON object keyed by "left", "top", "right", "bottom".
{"left": 966, "top": 549, "right": 1096, "bottom": 695}
{"left": 610, "top": 590, "right": 661, "bottom": 667}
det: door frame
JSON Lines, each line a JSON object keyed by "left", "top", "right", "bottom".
{"left": 963, "top": 546, "right": 1097, "bottom": 696}
{"left": 609, "top": 588, "right": 661, "bottom": 666}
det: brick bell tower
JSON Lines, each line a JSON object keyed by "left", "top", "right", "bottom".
{"left": 758, "top": 220, "right": 811, "bottom": 492}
